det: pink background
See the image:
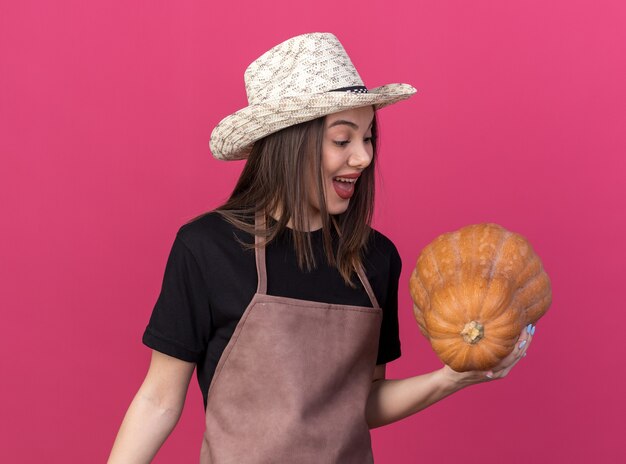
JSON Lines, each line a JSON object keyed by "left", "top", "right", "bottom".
{"left": 1, "top": 1, "right": 624, "bottom": 462}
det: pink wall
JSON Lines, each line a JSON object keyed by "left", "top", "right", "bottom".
{"left": 1, "top": 1, "right": 624, "bottom": 462}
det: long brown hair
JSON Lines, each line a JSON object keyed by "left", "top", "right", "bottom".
{"left": 192, "top": 111, "right": 378, "bottom": 288}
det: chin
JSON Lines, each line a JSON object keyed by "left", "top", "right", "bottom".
{"left": 326, "top": 201, "right": 350, "bottom": 216}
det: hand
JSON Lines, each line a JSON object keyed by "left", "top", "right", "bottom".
{"left": 441, "top": 323, "right": 536, "bottom": 388}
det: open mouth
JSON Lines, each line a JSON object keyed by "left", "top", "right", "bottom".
{"left": 332, "top": 176, "right": 358, "bottom": 199}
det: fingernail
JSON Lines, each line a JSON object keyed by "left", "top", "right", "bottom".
{"left": 486, "top": 372, "right": 494, "bottom": 378}
{"left": 526, "top": 324, "right": 532, "bottom": 334}
{"left": 518, "top": 340, "right": 527, "bottom": 349}
{"left": 531, "top": 325, "right": 536, "bottom": 335}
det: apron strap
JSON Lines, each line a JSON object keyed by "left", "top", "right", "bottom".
{"left": 254, "top": 209, "right": 268, "bottom": 295}
{"left": 354, "top": 261, "right": 381, "bottom": 309}
{"left": 254, "top": 209, "right": 381, "bottom": 309}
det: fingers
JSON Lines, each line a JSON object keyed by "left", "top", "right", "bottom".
{"left": 484, "top": 323, "right": 536, "bottom": 381}
{"left": 518, "top": 323, "right": 534, "bottom": 356}
{"left": 512, "top": 323, "right": 534, "bottom": 360}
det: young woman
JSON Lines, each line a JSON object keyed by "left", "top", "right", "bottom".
{"left": 108, "top": 32, "right": 533, "bottom": 463}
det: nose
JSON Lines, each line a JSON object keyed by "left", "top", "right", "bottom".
{"left": 347, "top": 142, "right": 373, "bottom": 169}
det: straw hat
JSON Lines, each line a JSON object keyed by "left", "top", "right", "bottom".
{"left": 209, "top": 32, "right": 416, "bottom": 161}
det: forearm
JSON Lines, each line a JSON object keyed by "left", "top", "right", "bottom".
{"left": 365, "top": 366, "right": 469, "bottom": 429}
{"left": 108, "top": 390, "right": 183, "bottom": 464}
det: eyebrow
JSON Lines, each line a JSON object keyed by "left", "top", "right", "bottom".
{"left": 327, "top": 118, "right": 374, "bottom": 130}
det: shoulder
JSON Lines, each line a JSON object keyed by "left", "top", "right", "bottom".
{"left": 362, "top": 227, "right": 402, "bottom": 281}
{"left": 175, "top": 210, "right": 254, "bottom": 254}
{"left": 367, "top": 228, "right": 401, "bottom": 264}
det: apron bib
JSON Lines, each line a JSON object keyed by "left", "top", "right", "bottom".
{"left": 200, "top": 210, "right": 382, "bottom": 463}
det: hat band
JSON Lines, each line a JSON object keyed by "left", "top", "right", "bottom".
{"left": 329, "top": 85, "right": 368, "bottom": 94}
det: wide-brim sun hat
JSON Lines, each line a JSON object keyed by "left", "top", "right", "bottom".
{"left": 209, "top": 32, "right": 417, "bottom": 161}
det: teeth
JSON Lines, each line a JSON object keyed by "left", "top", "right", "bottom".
{"left": 334, "top": 177, "right": 357, "bottom": 183}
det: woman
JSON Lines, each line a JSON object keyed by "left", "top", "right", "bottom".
{"left": 108, "top": 32, "right": 533, "bottom": 463}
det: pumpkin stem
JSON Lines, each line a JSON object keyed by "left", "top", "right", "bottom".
{"left": 461, "top": 321, "right": 484, "bottom": 344}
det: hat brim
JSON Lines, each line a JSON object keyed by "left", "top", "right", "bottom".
{"left": 209, "top": 83, "right": 416, "bottom": 161}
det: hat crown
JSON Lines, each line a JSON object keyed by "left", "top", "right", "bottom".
{"left": 244, "top": 33, "right": 365, "bottom": 105}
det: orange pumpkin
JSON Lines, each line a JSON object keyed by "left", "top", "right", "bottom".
{"left": 409, "top": 223, "right": 552, "bottom": 372}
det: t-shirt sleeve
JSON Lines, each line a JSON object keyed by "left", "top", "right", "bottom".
{"left": 142, "top": 233, "right": 212, "bottom": 363}
{"left": 376, "top": 241, "right": 402, "bottom": 365}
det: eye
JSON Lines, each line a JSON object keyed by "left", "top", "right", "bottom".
{"left": 364, "top": 136, "right": 374, "bottom": 144}
{"left": 333, "top": 140, "right": 350, "bottom": 147}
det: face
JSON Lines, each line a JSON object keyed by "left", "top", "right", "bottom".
{"left": 306, "top": 106, "right": 375, "bottom": 226}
